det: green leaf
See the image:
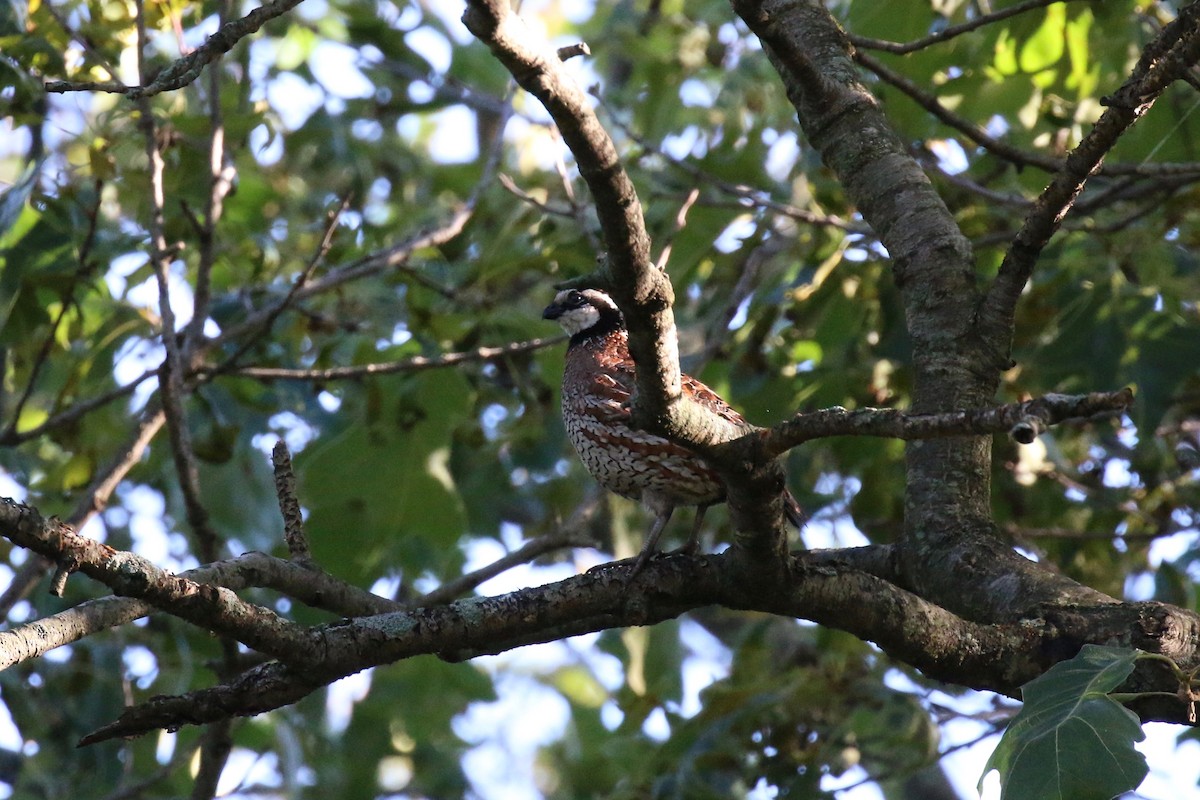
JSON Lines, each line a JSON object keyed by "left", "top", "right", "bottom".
{"left": 1019, "top": 5, "right": 1067, "bottom": 73}
{"left": 982, "top": 645, "right": 1148, "bottom": 800}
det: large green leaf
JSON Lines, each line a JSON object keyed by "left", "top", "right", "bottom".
{"left": 299, "top": 370, "right": 473, "bottom": 583}
{"left": 982, "top": 645, "right": 1148, "bottom": 800}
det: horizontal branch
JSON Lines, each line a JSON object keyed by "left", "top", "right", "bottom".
{"left": 77, "top": 542, "right": 1200, "bottom": 744}
{"left": 0, "top": 552, "right": 402, "bottom": 671}
{"left": 759, "top": 388, "right": 1134, "bottom": 458}
{"left": 228, "top": 336, "right": 564, "bottom": 382}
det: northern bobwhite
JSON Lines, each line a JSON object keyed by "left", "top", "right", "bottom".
{"left": 543, "top": 288, "right": 804, "bottom": 570}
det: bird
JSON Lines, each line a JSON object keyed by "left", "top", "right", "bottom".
{"left": 542, "top": 288, "right": 804, "bottom": 572}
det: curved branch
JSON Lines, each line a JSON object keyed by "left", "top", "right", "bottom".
{"left": 847, "top": 0, "right": 1076, "bottom": 55}
{"left": 461, "top": 0, "right": 681, "bottom": 430}
{"left": 859, "top": 49, "right": 1200, "bottom": 180}
{"left": 78, "top": 547, "right": 1200, "bottom": 744}
{"left": 0, "top": 551, "right": 402, "bottom": 671}
{"left": 44, "top": 0, "right": 306, "bottom": 97}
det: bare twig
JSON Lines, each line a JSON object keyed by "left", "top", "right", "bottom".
{"left": 497, "top": 173, "right": 576, "bottom": 217}
{"left": 847, "top": 0, "right": 1080, "bottom": 55}
{"left": 184, "top": 27, "right": 237, "bottom": 361}
{"left": 45, "top": 0, "right": 306, "bottom": 98}
{"left": 0, "top": 499, "right": 314, "bottom": 662}
{"left": 855, "top": 50, "right": 1061, "bottom": 173}
{"left": 135, "top": 0, "right": 220, "bottom": 564}
{"left": 228, "top": 335, "right": 564, "bottom": 381}
{"left": 208, "top": 195, "right": 350, "bottom": 375}
{"left": 190, "top": 718, "right": 233, "bottom": 800}
{"left": 654, "top": 187, "right": 700, "bottom": 270}
{"left": 271, "top": 441, "right": 312, "bottom": 566}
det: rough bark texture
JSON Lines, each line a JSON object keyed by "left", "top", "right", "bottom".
{"left": 729, "top": 0, "right": 1119, "bottom": 619}
{"left": 2, "top": 0, "right": 1198, "bottom": 750}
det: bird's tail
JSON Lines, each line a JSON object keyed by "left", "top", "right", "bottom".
{"left": 784, "top": 490, "right": 806, "bottom": 529}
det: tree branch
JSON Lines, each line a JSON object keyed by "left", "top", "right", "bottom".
{"left": 228, "top": 336, "right": 563, "bottom": 382}
{"left": 44, "top": 0, "right": 306, "bottom": 98}
{"left": 461, "top": 0, "right": 683, "bottom": 434}
{"left": 760, "top": 388, "right": 1134, "bottom": 458}
{"left": 0, "top": 500, "right": 314, "bottom": 662}
{"left": 0, "top": 550, "right": 402, "bottom": 672}
{"left": 847, "top": 0, "right": 1077, "bottom": 55}
{"left": 76, "top": 548, "right": 1200, "bottom": 744}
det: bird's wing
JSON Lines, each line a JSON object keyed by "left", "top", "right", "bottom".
{"left": 681, "top": 372, "right": 751, "bottom": 428}
{"left": 578, "top": 367, "right": 634, "bottom": 424}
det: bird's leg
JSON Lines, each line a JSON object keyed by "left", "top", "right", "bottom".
{"left": 679, "top": 504, "right": 709, "bottom": 555}
{"left": 630, "top": 507, "right": 674, "bottom": 577}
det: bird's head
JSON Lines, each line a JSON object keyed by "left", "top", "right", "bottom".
{"left": 542, "top": 288, "right": 624, "bottom": 339}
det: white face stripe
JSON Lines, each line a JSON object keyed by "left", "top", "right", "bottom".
{"left": 554, "top": 303, "right": 601, "bottom": 335}
{"left": 548, "top": 289, "right": 620, "bottom": 336}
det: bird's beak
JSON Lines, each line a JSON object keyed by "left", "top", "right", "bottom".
{"left": 542, "top": 303, "right": 563, "bottom": 320}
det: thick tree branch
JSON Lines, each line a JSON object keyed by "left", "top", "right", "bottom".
{"left": 0, "top": 551, "right": 402, "bottom": 671}
{"left": 461, "top": 0, "right": 683, "bottom": 434}
{"left": 0, "top": 500, "right": 314, "bottom": 662}
{"left": 77, "top": 548, "right": 1200, "bottom": 744}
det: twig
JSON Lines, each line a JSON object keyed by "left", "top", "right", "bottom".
{"left": 855, "top": 50, "right": 1060, "bottom": 173}
{"left": 0, "top": 370, "right": 153, "bottom": 446}
{"left": 1, "top": 300, "right": 71, "bottom": 439}
{"left": 45, "top": 0, "right": 306, "bottom": 98}
{"left": 190, "top": 718, "right": 233, "bottom": 800}
{"left": 594, "top": 77, "right": 866, "bottom": 234}
{"left": 847, "top": 0, "right": 1080, "bottom": 55}
{"left": 654, "top": 187, "right": 700, "bottom": 270}
{"left": 227, "top": 335, "right": 564, "bottom": 381}
{"left": 418, "top": 491, "right": 605, "bottom": 607}
{"left": 68, "top": 409, "right": 167, "bottom": 525}
{"left": 208, "top": 195, "right": 350, "bottom": 375}
{"left": 858, "top": 48, "right": 1200, "bottom": 178}
{"left": 135, "top": 0, "right": 220, "bottom": 564}
{"left": 271, "top": 441, "right": 312, "bottom": 566}
{"left": 497, "top": 173, "right": 576, "bottom": 217}
{"left": 550, "top": 126, "right": 603, "bottom": 253}
{"left": 417, "top": 531, "right": 594, "bottom": 607}
{"left": 184, "top": 27, "right": 238, "bottom": 361}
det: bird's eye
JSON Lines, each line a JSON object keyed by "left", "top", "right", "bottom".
{"left": 566, "top": 290, "right": 584, "bottom": 306}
